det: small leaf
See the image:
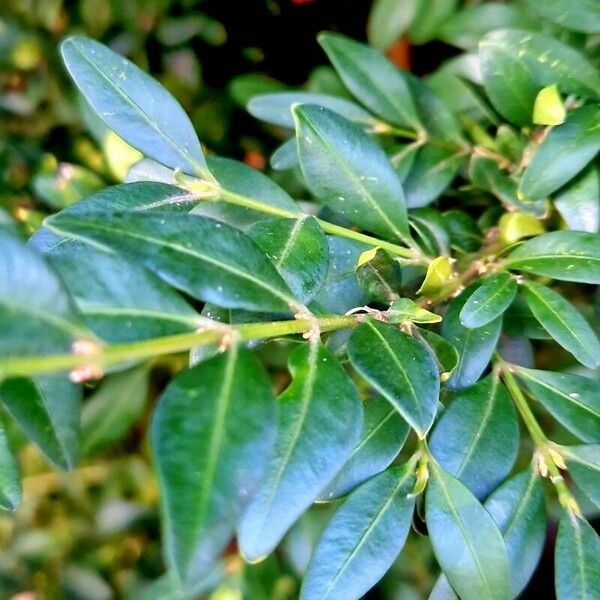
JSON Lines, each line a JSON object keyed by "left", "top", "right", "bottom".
{"left": 505, "top": 231, "right": 600, "bottom": 284}
{"left": 520, "top": 105, "right": 600, "bottom": 200}
{"left": 152, "top": 346, "right": 276, "bottom": 586}
{"left": 522, "top": 282, "right": 600, "bottom": 369}
{"left": 248, "top": 216, "right": 329, "bottom": 304}
{"left": 238, "top": 343, "right": 362, "bottom": 561}
{"left": 459, "top": 272, "right": 518, "bottom": 329}
{"left": 429, "top": 374, "right": 519, "bottom": 499}
{"left": 348, "top": 319, "right": 439, "bottom": 436}
{"left": 0, "top": 376, "right": 81, "bottom": 469}
{"left": 81, "top": 366, "right": 149, "bottom": 457}
{"left": 533, "top": 85, "right": 565, "bottom": 126}
{"left": 61, "top": 36, "right": 206, "bottom": 175}
{"left": 356, "top": 248, "right": 403, "bottom": 303}
{"left": 388, "top": 298, "right": 441, "bottom": 324}
{"left": 294, "top": 104, "right": 411, "bottom": 244}
{"left": 515, "top": 367, "right": 600, "bottom": 442}
{"left": 418, "top": 256, "right": 453, "bottom": 297}
{"left": 0, "top": 420, "right": 21, "bottom": 511}
{"left": 555, "top": 512, "right": 600, "bottom": 600}
{"left": 416, "top": 328, "right": 460, "bottom": 380}
{"left": 426, "top": 462, "right": 511, "bottom": 600}
{"left": 319, "top": 396, "right": 410, "bottom": 500}
{"left": 409, "top": 208, "right": 451, "bottom": 257}
{"left": 562, "top": 445, "right": 600, "bottom": 509}
{"left": 301, "top": 464, "right": 415, "bottom": 600}
{"left": 498, "top": 212, "right": 545, "bottom": 244}
{"left": 46, "top": 211, "right": 300, "bottom": 314}
{"left": 441, "top": 284, "right": 502, "bottom": 390}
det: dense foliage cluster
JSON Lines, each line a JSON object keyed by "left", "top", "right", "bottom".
{"left": 2, "top": 1, "right": 600, "bottom": 598}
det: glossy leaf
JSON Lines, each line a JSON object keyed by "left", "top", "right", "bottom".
{"left": 61, "top": 36, "right": 206, "bottom": 175}
{"left": 441, "top": 284, "right": 502, "bottom": 390}
{"left": 46, "top": 211, "right": 300, "bottom": 314}
{"left": 520, "top": 106, "right": 600, "bottom": 200}
{"left": 426, "top": 462, "right": 511, "bottom": 600}
{"left": 459, "top": 272, "right": 517, "bottom": 329}
{"left": 505, "top": 231, "right": 600, "bottom": 284}
{"left": 301, "top": 464, "right": 415, "bottom": 600}
{"left": 356, "top": 248, "right": 403, "bottom": 303}
{"left": 388, "top": 298, "right": 441, "bottom": 325}
{"left": 533, "top": 85, "right": 565, "bottom": 126}
{"left": 152, "top": 346, "right": 276, "bottom": 586}
{"left": 0, "top": 421, "right": 21, "bottom": 511}
{"left": 318, "top": 32, "right": 421, "bottom": 130}
{"left": 429, "top": 374, "right": 519, "bottom": 499}
{"left": 555, "top": 512, "right": 600, "bottom": 600}
{"left": 480, "top": 29, "right": 600, "bottom": 125}
{"left": 522, "top": 282, "right": 600, "bottom": 369}
{"left": 418, "top": 256, "right": 452, "bottom": 298}
{"left": 294, "top": 104, "right": 411, "bottom": 243}
{"left": 238, "top": 343, "right": 362, "bottom": 561}
{"left": 562, "top": 445, "right": 600, "bottom": 509}
{"left": 0, "top": 375, "right": 81, "bottom": 469}
{"left": 554, "top": 166, "right": 600, "bottom": 234}
{"left": 416, "top": 328, "right": 460, "bottom": 379}
{"left": 515, "top": 367, "right": 600, "bottom": 442}
{"left": 319, "top": 396, "right": 410, "bottom": 500}
{"left": 498, "top": 212, "right": 545, "bottom": 244}
{"left": 348, "top": 320, "right": 439, "bottom": 436}
{"left": 248, "top": 216, "right": 328, "bottom": 304}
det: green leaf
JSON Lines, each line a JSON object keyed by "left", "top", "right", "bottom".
{"left": 416, "top": 328, "right": 460, "bottom": 380}
{"left": 555, "top": 512, "right": 600, "bottom": 600}
{"left": 522, "top": 282, "right": 600, "bottom": 369}
{"left": 441, "top": 284, "right": 502, "bottom": 390}
{"left": 294, "top": 104, "right": 411, "bottom": 244}
{"left": 270, "top": 138, "right": 298, "bottom": 171}
{"left": 367, "top": 0, "right": 419, "bottom": 51}
{"left": 524, "top": 0, "right": 600, "bottom": 34}
{"left": 248, "top": 216, "right": 328, "bottom": 305}
{"left": 301, "top": 464, "right": 415, "bottom": 600}
{"left": 409, "top": 0, "right": 458, "bottom": 44}
{"left": 480, "top": 29, "right": 600, "bottom": 125}
{"left": 498, "top": 212, "right": 545, "bottom": 244}
{"left": 388, "top": 298, "right": 442, "bottom": 324}
{"left": 81, "top": 366, "right": 149, "bottom": 457}
{"left": 355, "top": 247, "right": 403, "bottom": 303}
{"left": 33, "top": 232, "right": 201, "bottom": 344}
{"left": 426, "top": 462, "right": 511, "bottom": 600}
{"left": 319, "top": 396, "right": 410, "bottom": 500}
{"left": 562, "top": 445, "right": 600, "bottom": 509}
{"left": 409, "top": 208, "right": 451, "bottom": 257}
{"left": 0, "top": 376, "right": 81, "bottom": 469}
{"left": 533, "top": 85, "right": 566, "bottom": 126}
{"left": 318, "top": 32, "right": 421, "bottom": 130}
{"left": 348, "top": 320, "right": 439, "bottom": 436}
{"left": 429, "top": 374, "right": 519, "bottom": 499}
{"left": 238, "top": 343, "right": 362, "bottom": 561}
{"left": 503, "top": 291, "right": 551, "bottom": 340}
{"left": 505, "top": 231, "right": 600, "bottom": 284}
{"left": 515, "top": 367, "right": 600, "bottom": 442}
{"left": 0, "top": 230, "right": 90, "bottom": 360}
{"left": 0, "top": 420, "right": 21, "bottom": 511}
{"left": 151, "top": 346, "right": 276, "bottom": 587}
{"left": 418, "top": 256, "right": 453, "bottom": 298}
{"left": 443, "top": 210, "right": 483, "bottom": 253}
{"left": 520, "top": 106, "right": 600, "bottom": 200}
{"left": 459, "top": 272, "right": 518, "bottom": 329}
{"left": 46, "top": 211, "right": 300, "bottom": 314}
{"left": 554, "top": 166, "right": 600, "bottom": 234}
{"left": 61, "top": 36, "right": 206, "bottom": 175}
{"left": 248, "top": 92, "right": 376, "bottom": 129}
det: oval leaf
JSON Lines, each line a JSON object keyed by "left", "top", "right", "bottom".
{"left": 562, "top": 445, "right": 600, "bottom": 509}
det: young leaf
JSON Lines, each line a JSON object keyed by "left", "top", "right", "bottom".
{"left": 523, "top": 0, "right": 600, "bottom": 34}
{"left": 498, "top": 212, "right": 545, "bottom": 244}
{"left": 441, "top": 284, "right": 502, "bottom": 391}
{"left": 61, "top": 36, "right": 206, "bottom": 176}
{"left": 0, "top": 230, "right": 90, "bottom": 359}
{"left": 505, "top": 231, "right": 600, "bottom": 284}
{"left": 520, "top": 106, "right": 600, "bottom": 200}
{"left": 0, "top": 421, "right": 21, "bottom": 511}
{"left": 248, "top": 92, "right": 376, "bottom": 129}
{"left": 238, "top": 343, "right": 363, "bottom": 561}
{"left": 319, "top": 396, "right": 410, "bottom": 500}
{"left": 348, "top": 320, "right": 439, "bottom": 436}
{"left": 532, "top": 85, "right": 565, "bottom": 126}
{"left": 0, "top": 376, "right": 81, "bottom": 469}
{"left": 388, "top": 298, "right": 442, "bottom": 325}
{"left": 151, "top": 346, "right": 276, "bottom": 587}
{"left": 294, "top": 104, "right": 411, "bottom": 244}
{"left": 480, "top": 30, "right": 600, "bottom": 125}
{"left": 562, "top": 445, "right": 600, "bottom": 509}
{"left": 418, "top": 256, "right": 452, "bottom": 298}
{"left": 429, "top": 374, "right": 519, "bottom": 499}
{"left": 515, "top": 367, "right": 600, "bottom": 442}
{"left": 426, "top": 462, "right": 511, "bottom": 600}
{"left": 459, "top": 272, "right": 518, "bottom": 329}
{"left": 81, "top": 366, "right": 149, "bottom": 457}
{"left": 522, "top": 282, "right": 600, "bottom": 369}
{"left": 248, "top": 216, "right": 329, "bottom": 304}
{"left": 318, "top": 32, "right": 421, "bottom": 130}
{"left": 555, "top": 512, "right": 600, "bottom": 600}
{"left": 46, "top": 211, "right": 301, "bottom": 314}
{"left": 301, "top": 464, "right": 416, "bottom": 600}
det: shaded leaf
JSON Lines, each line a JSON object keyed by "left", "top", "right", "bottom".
{"left": 562, "top": 445, "right": 600, "bottom": 509}
{"left": 0, "top": 420, "right": 21, "bottom": 511}
{"left": 524, "top": 0, "right": 600, "bottom": 34}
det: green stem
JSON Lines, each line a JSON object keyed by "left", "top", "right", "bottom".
{"left": 217, "top": 188, "right": 418, "bottom": 261}
{"left": 0, "top": 314, "right": 361, "bottom": 379}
